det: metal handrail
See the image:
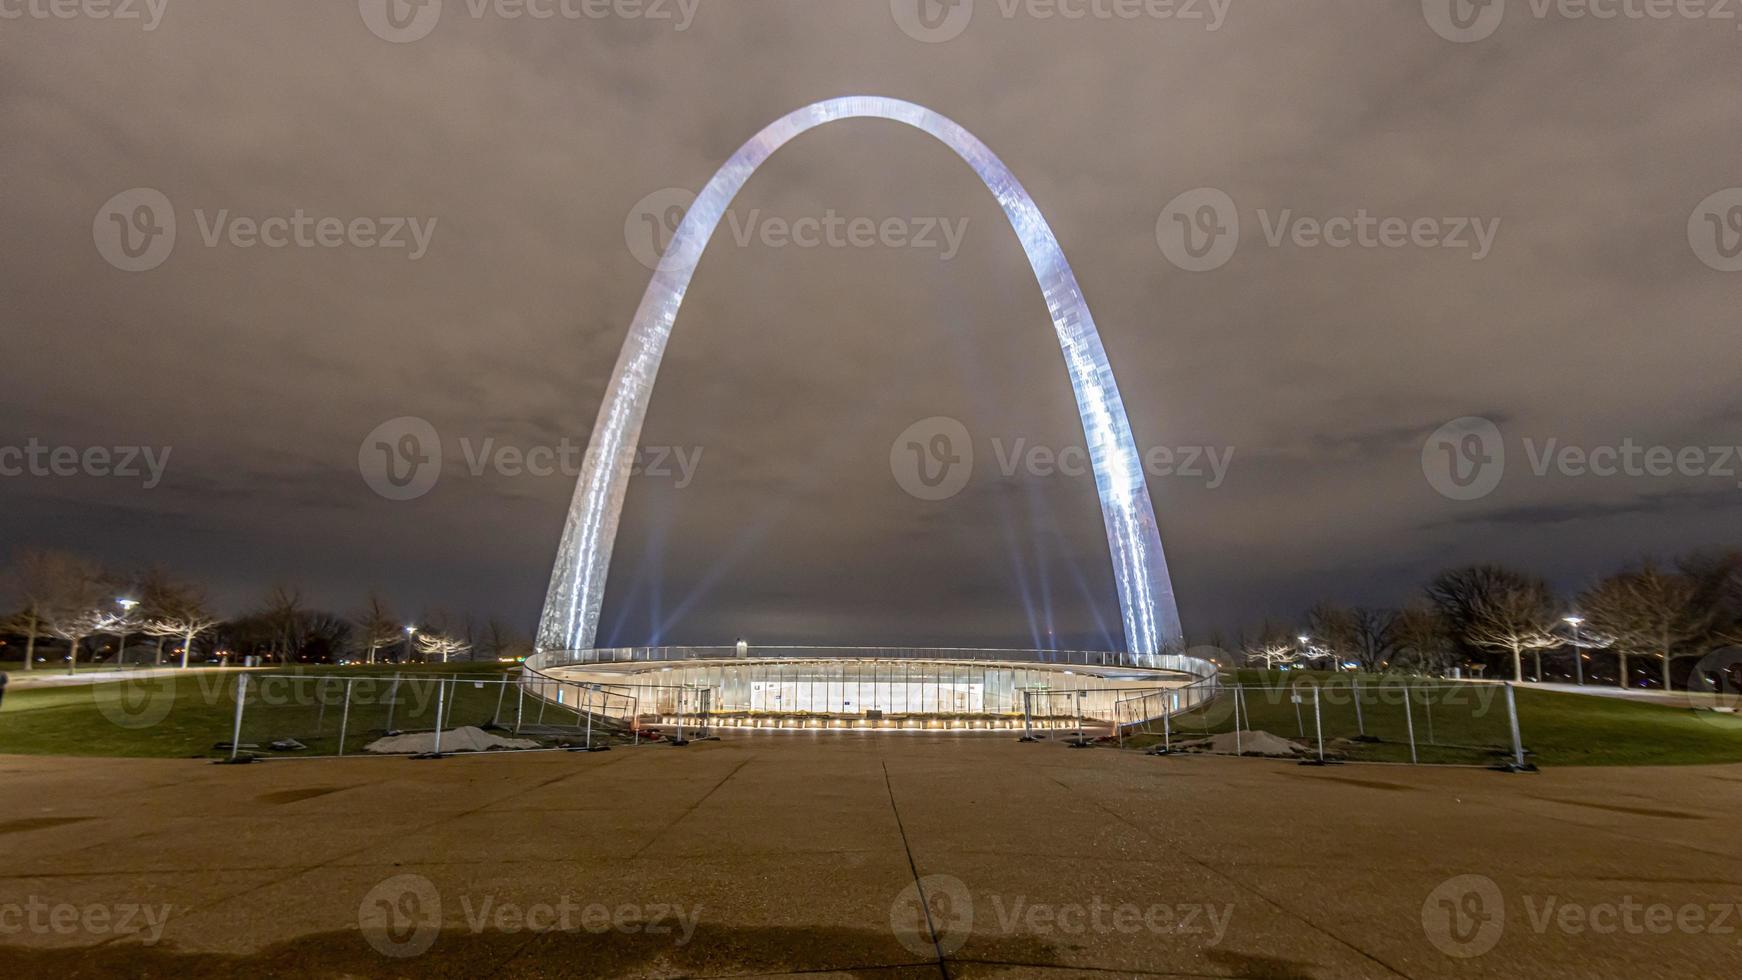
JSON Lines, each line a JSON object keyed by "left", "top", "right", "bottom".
{"left": 532, "top": 645, "right": 1218, "bottom": 677}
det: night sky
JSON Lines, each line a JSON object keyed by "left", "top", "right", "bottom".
{"left": 2, "top": 1, "right": 1737, "bottom": 650}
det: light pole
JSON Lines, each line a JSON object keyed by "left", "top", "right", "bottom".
{"left": 403, "top": 625, "right": 417, "bottom": 663}
{"left": 113, "top": 598, "right": 138, "bottom": 668}
{"left": 1564, "top": 616, "right": 1585, "bottom": 686}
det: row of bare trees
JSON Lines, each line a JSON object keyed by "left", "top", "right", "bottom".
{"left": 0, "top": 549, "right": 530, "bottom": 671}
{"left": 1240, "top": 550, "right": 1742, "bottom": 690}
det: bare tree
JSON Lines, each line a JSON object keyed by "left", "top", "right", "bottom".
{"left": 32, "top": 552, "right": 109, "bottom": 673}
{"left": 1579, "top": 561, "right": 1705, "bottom": 691}
{"left": 1428, "top": 565, "right": 1563, "bottom": 682}
{"left": 1241, "top": 619, "right": 1302, "bottom": 669}
{"left": 479, "top": 617, "right": 528, "bottom": 663}
{"left": 352, "top": 591, "right": 401, "bottom": 665}
{"left": 136, "top": 567, "right": 200, "bottom": 666}
{"left": 415, "top": 631, "right": 471, "bottom": 664}
{"left": 1683, "top": 550, "right": 1742, "bottom": 651}
{"left": 1304, "top": 603, "right": 1357, "bottom": 665}
{"left": 141, "top": 579, "right": 220, "bottom": 670}
{"left": 1307, "top": 604, "right": 1398, "bottom": 672}
{"left": 259, "top": 585, "right": 305, "bottom": 666}
{"left": 1390, "top": 604, "right": 1454, "bottom": 674}
{"left": 2, "top": 549, "right": 66, "bottom": 671}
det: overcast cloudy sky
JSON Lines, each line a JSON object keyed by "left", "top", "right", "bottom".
{"left": 2, "top": 0, "right": 1737, "bottom": 649}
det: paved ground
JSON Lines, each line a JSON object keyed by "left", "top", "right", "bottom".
{"left": 2, "top": 737, "right": 1740, "bottom": 978}
{"left": 1533, "top": 681, "right": 1741, "bottom": 710}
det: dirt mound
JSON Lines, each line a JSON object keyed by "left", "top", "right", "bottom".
{"left": 1175, "top": 729, "right": 1307, "bottom": 757}
{"left": 364, "top": 725, "right": 541, "bottom": 755}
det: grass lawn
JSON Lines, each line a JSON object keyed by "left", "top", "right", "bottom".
{"left": 1135, "top": 670, "right": 1742, "bottom": 767}
{"left": 0, "top": 662, "right": 544, "bottom": 759}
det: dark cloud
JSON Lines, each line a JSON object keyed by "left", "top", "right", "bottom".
{"left": 1, "top": 1, "right": 1737, "bottom": 647}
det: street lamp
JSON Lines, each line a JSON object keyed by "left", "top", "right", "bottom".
{"left": 111, "top": 597, "right": 139, "bottom": 668}
{"left": 403, "top": 625, "right": 417, "bottom": 663}
{"left": 1564, "top": 616, "right": 1585, "bottom": 686}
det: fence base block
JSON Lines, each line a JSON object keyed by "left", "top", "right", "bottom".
{"left": 1298, "top": 758, "right": 1345, "bottom": 767}
{"left": 212, "top": 755, "right": 258, "bottom": 765}
{"left": 1017, "top": 735, "right": 1044, "bottom": 743}
{"left": 1491, "top": 761, "right": 1540, "bottom": 773}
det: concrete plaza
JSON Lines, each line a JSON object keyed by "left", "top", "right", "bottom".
{"left": 2, "top": 737, "right": 1739, "bottom": 977}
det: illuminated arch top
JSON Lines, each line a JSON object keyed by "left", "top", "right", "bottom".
{"left": 537, "top": 96, "right": 1182, "bottom": 663}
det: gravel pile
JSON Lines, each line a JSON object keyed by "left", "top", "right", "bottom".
{"left": 364, "top": 725, "right": 541, "bottom": 754}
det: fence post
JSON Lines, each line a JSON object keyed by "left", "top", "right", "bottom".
{"left": 584, "top": 685, "right": 594, "bottom": 749}
{"left": 673, "top": 685, "right": 687, "bottom": 745}
{"left": 337, "top": 678, "right": 354, "bottom": 757}
{"left": 1504, "top": 682, "right": 1529, "bottom": 771}
{"left": 1020, "top": 690, "right": 1037, "bottom": 741}
{"left": 384, "top": 671, "right": 402, "bottom": 733}
{"left": 1233, "top": 684, "right": 1243, "bottom": 758}
{"left": 430, "top": 679, "right": 447, "bottom": 757}
{"left": 1352, "top": 676, "right": 1364, "bottom": 737}
{"left": 227, "top": 674, "right": 249, "bottom": 762}
{"left": 1313, "top": 687, "right": 1325, "bottom": 763}
{"left": 1163, "top": 703, "right": 1171, "bottom": 754}
{"left": 1403, "top": 683, "right": 1418, "bottom": 765}
{"left": 514, "top": 680, "right": 525, "bottom": 734}
{"left": 1425, "top": 687, "right": 1436, "bottom": 744}
{"left": 492, "top": 681, "right": 507, "bottom": 727}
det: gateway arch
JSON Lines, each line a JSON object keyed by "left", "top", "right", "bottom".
{"left": 537, "top": 96, "right": 1183, "bottom": 663}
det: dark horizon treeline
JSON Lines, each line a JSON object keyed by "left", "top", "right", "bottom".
{"left": 5, "top": 546, "right": 1740, "bottom": 690}
{"left": 1220, "top": 549, "right": 1742, "bottom": 692}
{"left": 0, "top": 549, "right": 532, "bottom": 670}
